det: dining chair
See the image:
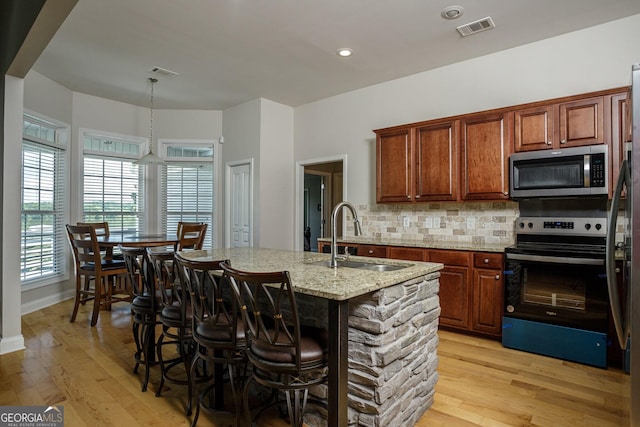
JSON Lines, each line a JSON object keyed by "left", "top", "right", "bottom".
{"left": 77, "top": 221, "right": 122, "bottom": 259}
{"left": 176, "top": 222, "right": 208, "bottom": 251}
{"left": 120, "top": 245, "right": 161, "bottom": 392}
{"left": 220, "top": 262, "right": 329, "bottom": 427}
{"left": 173, "top": 254, "right": 246, "bottom": 427}
{"left": 65, "top": 224, "right": 130, "bottom": 327}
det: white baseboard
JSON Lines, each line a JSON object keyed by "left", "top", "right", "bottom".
{"left": 0, "top": 334, "right": 25, "bottom": 354}
{"left": 21, "top": 289, "right": 75, "bottom": 315}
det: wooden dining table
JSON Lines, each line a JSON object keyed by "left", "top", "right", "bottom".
{"left": 97, "top": 232, "right": 179, "bottom": 259}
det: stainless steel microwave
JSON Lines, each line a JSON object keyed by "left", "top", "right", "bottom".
{"left": 509, "top": 145, "right": 608, "bottom": 199}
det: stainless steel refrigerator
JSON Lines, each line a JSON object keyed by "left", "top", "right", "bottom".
{"left": 607, "top": 63, "right": 640, "bottom": 426}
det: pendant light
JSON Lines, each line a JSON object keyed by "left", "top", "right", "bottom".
{"left": 134, "top": 77, "right": 165, "bottom": 165}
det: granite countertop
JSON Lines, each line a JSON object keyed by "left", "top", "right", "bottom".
{"left": 318, "top": 236, "right": 509, "bottom": 253}
{"left": 176, "top": 247, "right": 443, "bottom": 301}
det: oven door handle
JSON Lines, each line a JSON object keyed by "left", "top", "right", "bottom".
{"left": 505, "top": 253, "right": 604, "bottom": 265}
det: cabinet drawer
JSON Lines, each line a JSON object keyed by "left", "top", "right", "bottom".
{"left": 473, "top": 252, "right": 503, "bottom": 269}
{"left": 387, "top": 247, "right": 427, "bottom": 261}
{"left": 358, "top": 245, "right": 387, "bottom": 258}
{"left": 429, "top": 250, "right": 470, "bottom": 266}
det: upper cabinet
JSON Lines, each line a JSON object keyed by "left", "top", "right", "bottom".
{"left": 376, "top": 127, "right": 413, "bottom": 202}
{"left": 514, "top": 96, "right": 605, "bottom": 152}
{"left": 460, "top": 111, "right": 512, "bottom": 200}
{"left": 609, "top": 90, "right": 631, "bottom": 198}
{"left": 375, "top": 87, "right": 628, "bottom": 203}
{"left": 415, "top": 120, "right": 459, "bottom": 201}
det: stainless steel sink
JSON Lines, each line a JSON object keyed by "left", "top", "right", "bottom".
{"left": 310, "top": 259, "right": 412, "bottom": 271}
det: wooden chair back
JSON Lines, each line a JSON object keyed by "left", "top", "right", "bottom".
{"left": 176, "top": 222, "right": 207, "bottom": 250}
{"left": 174, "top": 254, "right": 235, "bottom": 347}
{"left": 221, "top": 262, "right": 305, "bottom": 371}
{"left": 66, "top": 224, "right": 105, "bottom": 270}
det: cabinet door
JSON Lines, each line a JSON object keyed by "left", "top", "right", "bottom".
{"left": 460, "top": 112, "right": 512, "bottom": 200}
{"left": 558, "top": 96, "right": 605, "bottom": 148}
{"left": 610, "top": 91, "right": 630, "bottom": 199}
{"left": 514, "top": 105, "right": 555, "bottom": 152}
{"left": 471, "top": 268, "right": 503, "bottom": 336}
{"left": 415, "top": 121, "right": 459, "bottom": 201}
{"left": 438, "top": 266, "right": 470, "bottom": 329}
{"left": 376, "top": 128, "right": 413, "bottom": 202}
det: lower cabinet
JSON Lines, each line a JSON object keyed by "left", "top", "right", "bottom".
{"left": 471, "top": 253, "right": 504, "bottom": 337}
{"left": 317, "top": 240, "right": 504, "bottom": 339}
{"left": 428, "top": 249, "right": 504, "bottom": 339}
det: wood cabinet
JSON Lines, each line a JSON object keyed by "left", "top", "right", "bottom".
{"left": 470, "top": 253, "right": 504, "bottom": 336}
{"left": 375, "top": 88, "right": 627, "bottom": 202}
{"left": 460, "top": 111, "right": 512, "bottom": 200}
{"left": 610, "top": 90, "right": 631, "bottom": 198}
{"left": 318, "top": 240, "right": 504, "bottom": 339}
{"left": 429, "top": 250, "right": 470, "bottom": 329}
{"left": 514, "top": 95, "right": 606, "bottom": 152}
{"left": 376, "top": 127, "right": 413, "bottom": 202}
{"left": 429, "top": 249, "right": 503, "bottom": 338}
{"left": 415, "top": 120, "right": 459, "bottom": 201}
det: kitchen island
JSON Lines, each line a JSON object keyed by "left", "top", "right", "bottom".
{"left": 178, "top": 247, "right": 443, "bottom": 426}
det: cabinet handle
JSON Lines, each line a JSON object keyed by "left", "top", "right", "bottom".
{"left": 547, "top": 141, "right": 552, "bottom": 145}
{"left": 407, "top": 195, "right": 411, "bottom": 199}
{"left": 560, "top": 139, "right": 566, "bottom": 144}
{"left": 615, "top": 267, "right": 621, "bottom": 273}
{"left": 415, "top": 195, "right": 420, "bottom": 199}
{"left": 483, "top": 258, "right": 489, "bottom": 264}
{"left": 368, "top": 250, "right": 374, "bottom": 254}
{"left": 495, "top": 275, "right": 500, "bottom": 280}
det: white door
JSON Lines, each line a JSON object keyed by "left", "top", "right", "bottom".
{"left": 226, "top": 160, "right": 253, "bottom": 248}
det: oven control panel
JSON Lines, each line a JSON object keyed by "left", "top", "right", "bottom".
{"left": 515, "top": 217, "right": 606, "bottom": 237}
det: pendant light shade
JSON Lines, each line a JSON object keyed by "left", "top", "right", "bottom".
{"left": 135, "top": 77, "right": 165, "bottom": 165}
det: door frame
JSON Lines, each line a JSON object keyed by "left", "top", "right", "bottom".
{"left": 294, "top": 155, "right": 347, "bottom": 252}
{"left": 225, "top": 158, "right": 254, "bottom": 248}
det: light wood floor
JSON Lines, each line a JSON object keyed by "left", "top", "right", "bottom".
{"left": 0, "top": 300, "right": 630, "bottom": 426}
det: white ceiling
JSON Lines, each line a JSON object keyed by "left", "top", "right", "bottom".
{"left": 33, "top": 0, "right": 640, "bottom": 110}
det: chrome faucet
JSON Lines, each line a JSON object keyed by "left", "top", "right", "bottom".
{"left": 330, "top": 201, "right": 362, "bottom": 268}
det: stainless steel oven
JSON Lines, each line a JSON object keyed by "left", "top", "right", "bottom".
{"left": 502, "top": 215, "right": 610, "bottom": 368}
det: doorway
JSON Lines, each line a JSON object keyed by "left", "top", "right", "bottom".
{"left": 296, "top": 157, "right": 344, "bottom": 252}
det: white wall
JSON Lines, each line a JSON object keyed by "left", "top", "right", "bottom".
{"left": 259, "top": 99, "right": 294, "bottom": 249}
{"left": 293, "top": 14, "right": 640, "bottom": 208}
{"left": 222, "top": 99, "right": 262, "bottom": 247}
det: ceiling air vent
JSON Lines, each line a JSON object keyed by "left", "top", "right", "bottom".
{"left": 456, "top": 16, "right": 495, "bottom": 37}
{"left": 149, "top": 66, "right": 179, "bottom": 79}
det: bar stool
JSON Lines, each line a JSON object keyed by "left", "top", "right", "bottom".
{"left": 173, "top": 254, "right": 246, "bottom": 427}
{"left": 148, "top": 248, "right": 207, "bottom": 416}
{"left": 120, "top": 246, "right": 160, "bottom": 392}
{"left": 220, "top": 261, "right": 328, "bottom": 427}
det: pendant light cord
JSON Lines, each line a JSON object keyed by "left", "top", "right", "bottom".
{"left": 149, "top": 77, "right": 157, "bottom": 154}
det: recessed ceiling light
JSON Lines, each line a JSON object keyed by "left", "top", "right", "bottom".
{"left": 441, "top": 5, "right": 464, "bottom": 20}
{"left": 337, "top": 48, "right": 353, "bottom": 57}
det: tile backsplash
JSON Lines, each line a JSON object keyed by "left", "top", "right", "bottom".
{"left": 350, "top": 202, "right": 520, "bottom": 247}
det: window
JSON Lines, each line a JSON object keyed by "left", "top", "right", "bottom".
{"left": 81, "top": 130, "right": 145, "bottom": 232}
{"left": 21, "top": 113, "right": 68, "bottom": 287}
{"left": 160, "top": 140, "right": 214, "bottom": 248}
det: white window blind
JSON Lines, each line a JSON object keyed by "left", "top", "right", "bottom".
{"left": 21, "top": 114, "right": 68, "bottom": 286}
{"left": 162, "top": 162, "right": 214, "bottom": 247}
{"left": 83, "top": 155, "right": 145, "bottom": 232}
